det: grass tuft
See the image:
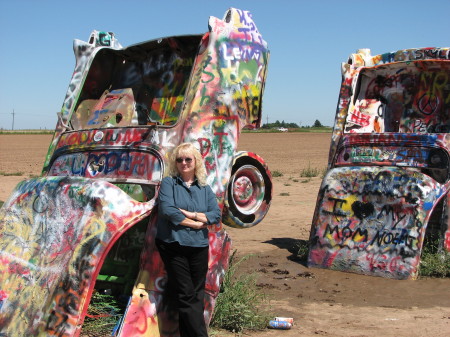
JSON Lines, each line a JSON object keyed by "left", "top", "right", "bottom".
{"left": 210, "top": 251, "right": 272, "bottom": 333}
{"left": 279, "top": 192, "right": 290, "bottom": 196}
{"left": 272, "top": 170, "right": 283, "bottom": 177}
{"left": 0, "top": 171, "right": 24, "bottom": 176}
{"left": 300, "top": 163, "right": 321, "bottom": 178}
{"left": 81, "top": 292, "right": 123, "bottom": 336}
{"left": 292, "top": 240, "right": 310, "bottom": 264}
{"left": 419, "top": 241, "right": 450, "bottom": 278}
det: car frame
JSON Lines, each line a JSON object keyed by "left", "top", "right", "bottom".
{"left": 308, "top": 47, "right": 450, "bottom": 280}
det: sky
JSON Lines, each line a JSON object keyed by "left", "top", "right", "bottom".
{"left": 1, "top": 0, "right": 450, "bottom": 130}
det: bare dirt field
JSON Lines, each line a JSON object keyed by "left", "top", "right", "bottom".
{"left": 1, "top": 133, "right": 449, "bottom": 337}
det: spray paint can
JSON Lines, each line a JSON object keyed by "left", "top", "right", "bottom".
{"left": 275, "top": 317, "right": 294, "bottom": 325}
{"left": 268, "top": 320, "right": 292, "bottom": 329}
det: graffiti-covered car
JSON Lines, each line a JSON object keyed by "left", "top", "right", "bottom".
{"left": 0, "top": 8, "right": 272, "bottom": 336}
{"left": 308, "top": 47, "right": 450, "bottom": 280}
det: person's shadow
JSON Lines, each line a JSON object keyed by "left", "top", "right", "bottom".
{"left": 263, "top": 238, "right": 309, "bottom": 266}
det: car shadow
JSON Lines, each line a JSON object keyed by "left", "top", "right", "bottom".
{"left": 263, "top": 237, "right": 309, "bottom": 267}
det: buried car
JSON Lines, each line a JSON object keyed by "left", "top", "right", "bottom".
{"left": 0, "top": 8, "right": 272, "bottom": 336}
{"left": 308, "top": 47, "right": 450, "bottom": 280}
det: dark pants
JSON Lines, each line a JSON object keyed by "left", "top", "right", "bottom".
{"left": 156, "top": 239, "right": 209, "bottom": 337}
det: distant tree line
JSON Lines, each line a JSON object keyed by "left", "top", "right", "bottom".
{"left": 262, "top": 119, "right": 324, "bottom": 128}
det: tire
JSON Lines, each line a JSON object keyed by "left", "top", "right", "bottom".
{"left": 223, "top": 155, "right": 272, "bottom": 228}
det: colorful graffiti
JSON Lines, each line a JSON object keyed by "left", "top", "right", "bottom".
{"left": 180, "top": 8, "right": 269, "bottom": 211}
{"left": 310, "top": 47, "right": 450, "bottom": 279}
{"left": 0, "top": 177, "right": 153, "bottom": 335}
{"left": 1, "top": 7, "right": 271, "bottom": 337}
{"left": 43, "top": 32, "right": 124, "bottom": 172}
{"left": 344, "top": 62, "right": 450, "bottom": 134}
{"left": 72, "top": 88, "right": 138, "bottom": 129}
{"left": 309, "top": 167, "right": 444, "bottom": 279}
{"left": 49, "top": 150, "right": 163, "bottom": 183}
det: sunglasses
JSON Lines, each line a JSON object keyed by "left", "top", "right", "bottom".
{"left": 176, "top": 157, "right": 193, "bottom": 164}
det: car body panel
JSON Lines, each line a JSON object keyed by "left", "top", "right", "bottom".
{"left": 309, "top": 166, "right": 444, "bottom": 279}
{"left": 0, "top": 177, "right": 154, "bottom": 335}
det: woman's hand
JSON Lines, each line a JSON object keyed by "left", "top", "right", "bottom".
{"left": 179, "top": 208, "right": 194, "bottom": 219}
{"left": 179, "top": 217, "right": 207, "bottom": 229}
{"left": 190, "top": 221, "right": 208, "bottom": 230}
{"left": 179, "top": 208, "right": 208, "bottom": 223}
{"left": 179, "top": 208, "right": 208, "bottom": 229}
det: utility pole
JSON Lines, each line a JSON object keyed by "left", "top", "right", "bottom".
{"left": 11, "top": 109, "right": 15, "bottom": 130}
{"left": 266, "top": 115, "right": 269, "bottom": 125}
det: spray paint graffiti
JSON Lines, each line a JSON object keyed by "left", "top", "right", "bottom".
{"left": 309, "top": 47, "right": 450, "bottom": 279}
{"left": 0, "top": 177, "right": 153, "bottom": 335}
{"left": 1, "top": 7, "right": 271, "bottom": 337}
{"left": 49, "top": 150, "right": 163, "bottom": 182}
{"left": 309, "top": 167, "right": 443, "bottom": 279}
{"left": 180, "top": 9, "right": 269, "bottom": 214}
{"left": 344, "top": 63, "right": 450, "bottom": 134}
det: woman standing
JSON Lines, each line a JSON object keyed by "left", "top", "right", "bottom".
{"left": 156, "top": 143, "right": 221, "bottom": 337}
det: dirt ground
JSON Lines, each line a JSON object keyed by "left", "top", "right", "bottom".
{"left": 1, "top": 133, "right": 449, "bottom": 337}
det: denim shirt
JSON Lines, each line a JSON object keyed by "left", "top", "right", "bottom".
{"left": 156, "top": 176, "right": 221, "bottom": 247}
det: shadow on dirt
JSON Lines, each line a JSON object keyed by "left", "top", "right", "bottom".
{"left": 263, "top": 237, "right": 309, "bottom": 266}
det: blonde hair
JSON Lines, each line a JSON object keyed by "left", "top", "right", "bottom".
{"left": 166, "top": 143, "right": 208, "bottom": 186}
